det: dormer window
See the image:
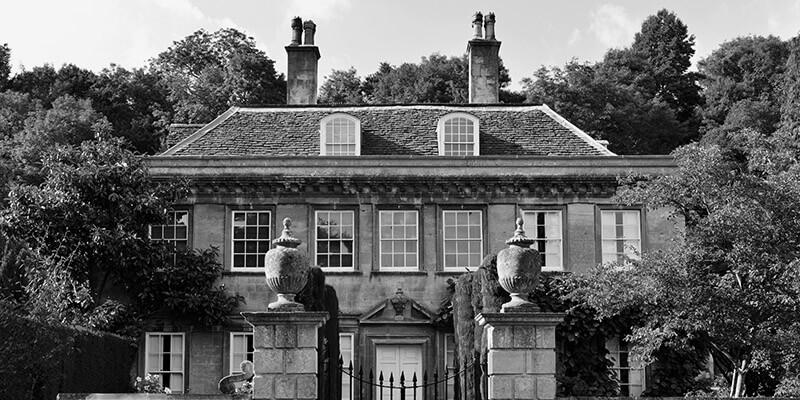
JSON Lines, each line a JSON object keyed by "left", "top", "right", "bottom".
{"left": 438, "top": 113, "right": 480, "bottom": 156}
{"left": 320, "top": 114, "right": 361, "bottom": 156}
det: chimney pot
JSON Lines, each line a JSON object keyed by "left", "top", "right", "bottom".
{"left": 472, "top": 11, "right": 484, "bottom": 39}
{"left": 484, "top": 12, "right": 496, "bottom": 41}
{"left": 290, "top": 17, "right": 302, "bottom": 46}
{"left": 286, "top": 20, "right": 320, "bottom": 104}
{"left": 468, "top": 12, "right": 501, "bottom": 103}
{"left": 303, "top": 20, "right": 317, "bottom": 45}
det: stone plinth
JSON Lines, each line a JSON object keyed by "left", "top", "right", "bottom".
{"left": 476, "top": 312, "right": 564, "bottom": 400}
{"left": 242, "top": 312, "right": 329, "bottom": 400}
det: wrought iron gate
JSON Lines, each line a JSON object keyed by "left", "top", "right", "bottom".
{"left": 323, "top": 355, "right": 485, "bottom": 400}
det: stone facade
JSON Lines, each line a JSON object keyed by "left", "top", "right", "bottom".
{"left": 136, "top": 12, "right": 680, "bottom": 397}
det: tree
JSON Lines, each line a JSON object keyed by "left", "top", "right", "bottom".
{"left": 89, "top": 65, "right": 172, "bottom": 154}
{"left": 362, "top": 54, "right": 470, "bottom": 103}
{"left": 319, "top": 53, "right": 515, "bottom": 104}
{"left": 780, "top": 36, "right": 800, "bottom": 134}
{"left": 627, "top": 9, "right": 702, "bottom": 122}
{"left": 7, "top": 64, "right": 98, "bottom": 108}
{"left": 318, "top": 67, "right": 364, "bottom": 104}
{"left": 0, "top": 137, "right": 242, "bottom": 330}
{"left": 580, "top": 130, "right": 800, "bottom": 396}
{"left": 0, "top": 91, "right": 39, "bottom": 140}
{"left": 2, "top": 138, "right": 176, "bottom": 300}
{"left": 0, "top": 43, "right": 10, "bottom": 90}
{"left": 522, "top": 61, "right": 685, "bottom": 154}
{"left": 150, "top": 28, "right": 285, "bottom": 123}
{"left": 8, "top": 95, "right": 111, "bottom": 183}
{"left": 522, "top": 9, "right": 701, "bottom": 154}
{"left": 699, "top": 35, "right": 789, "bottom": 139}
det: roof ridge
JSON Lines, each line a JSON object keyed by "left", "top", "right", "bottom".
{"left": 162, "top": 107, "right": 240, "bottom": 156}
{"left": 538, "top": 104, "right": 616, "bottom": 156}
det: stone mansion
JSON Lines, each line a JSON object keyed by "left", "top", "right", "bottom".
{"left": 143, "top": 13, "right": 677, "bottom": 396}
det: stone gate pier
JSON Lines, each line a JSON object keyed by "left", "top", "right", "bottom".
{"left": 241, "top": 312, "right": 329, "bottom": 400}
{"left": 476, "top": 312, "right": 563, "bottom": 400}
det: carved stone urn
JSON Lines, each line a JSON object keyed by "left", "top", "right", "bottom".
{"left": 496, "top": 217, "right": 541, "bottom": 312}
{"left": 264, "top": 218, "right": 309, "bottom": 311}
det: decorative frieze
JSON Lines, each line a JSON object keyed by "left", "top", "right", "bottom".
{"left": 181, "top": 176, "right": 619, "bottom": 201}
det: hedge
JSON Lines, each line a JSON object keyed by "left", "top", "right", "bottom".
{"left": 0, "top": 306, "right": 136, "bottom": 400}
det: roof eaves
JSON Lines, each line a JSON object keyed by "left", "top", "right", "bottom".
{"left": 537, "top": 104, "right": 617, "bottom": 156}
{"left": 160, "top": 106, "right": 241, "bottom": 156}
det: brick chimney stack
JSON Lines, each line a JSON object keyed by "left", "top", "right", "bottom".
{"left": 286, "top": 17, "right": 320, "bottom": 105}
{"left": 468, "top": 12, "right": 501, "bottom": 104}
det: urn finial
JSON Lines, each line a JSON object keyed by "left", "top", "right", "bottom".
{"left": 506, "top": 217, "right": 535, "bottom": 247}
{"left": 274, "top": 218, "right": 301, "bottom": 248}
{"left": 264, "top": 217, "right": 309, "bottom": 311}
{"left": 496, "top": 217, "right": 541, "bottom": 312}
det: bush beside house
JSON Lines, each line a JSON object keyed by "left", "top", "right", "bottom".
{"left": 0, "top": 306, "right": 136, "bottom": 400}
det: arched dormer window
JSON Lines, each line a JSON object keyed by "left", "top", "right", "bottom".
{"left": 437, "top": 113, "right": 480, "bottom": 156}
{"left": 320, "top": 114, "right": 361, "bottom": 156}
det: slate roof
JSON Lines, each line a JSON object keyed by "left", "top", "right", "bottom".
{"left": 164, "top": 123, "right": 204, "bottom": 149}
{"left": 161, "top": 104, "right": 615, "bottom": 157}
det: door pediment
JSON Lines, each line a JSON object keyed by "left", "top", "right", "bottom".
{"left": 358, "top": 289, "right": 435, "bottom": 324}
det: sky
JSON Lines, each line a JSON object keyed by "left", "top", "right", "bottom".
{"left": 2, "top": 0, "right": 800, "bottom": 91}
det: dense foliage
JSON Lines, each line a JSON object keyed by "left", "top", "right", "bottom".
{"left": 150, "top": 28, "right": 286, "bottom": 123}
{"left": 582, "top": 130, "right": 800, "bottom": 396}
{"left": 0, "top": 137, "right": 242, "bottom": 333}
{"left": 318, "top": 54, "right": 517, "bottom": 104}
{"left": 447, "top": 253, "right": 707, "bottom": 397}
{"left": 523, "top": 9, "right": 700, "bottom": 154}
{"left": 0, "top": 305, "right": 136, "bottom": 400}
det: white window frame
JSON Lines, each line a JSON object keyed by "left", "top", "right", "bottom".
{"left": 149, "top": 209, "right": 190, "bottom": 250}
{"left": 437, "top": 113, "right": 480, "bottom": 156}
{"left": 522, "top": 210, "right": 564, "bottom": 271}
{"left": 320, "top": 113, "right": 361, "bottom": 156}
{"left": 606, "top": 335, "right": 645, "bottom": 397}
{"left": 145, "top": 332, "right": 185, "bottom": 393}
{"left": 339, "top": 333, "right": 355, "bottom": 400}
{"left": 315, "top": 210, "right": 356, "bottom": 271}
{"left": 379, "top": 210, "right": 419, "bottom": 271}
{"left": 230, "top": 332, "right": 254, "bottom": 374}
{"left": 442, "top": 210, "right": 483, "bottom": 271}
{"left": 231, "top": 210, "right": 272, "bottom": 272}
{"left": 444, "top": 334, "right": 456, "bottom": 400}
{"left": 600, "top": 210, "right": 642, "bottom": 264}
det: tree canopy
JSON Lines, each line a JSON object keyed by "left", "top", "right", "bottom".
{"left": 523, "top": 9, "right": 701, "bottom": 154}
{"left": 581, "top": 130, "right": 800, "bottom": 396}
{"left": 319, "top": 53, "right": 519, "bottom": 104}
{"left": 699, "top": 35, "right": 789, "bottom": 139}
{"left": 150, "top": 28, "right": 285, "bottom": 123}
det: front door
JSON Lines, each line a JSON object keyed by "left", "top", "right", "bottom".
{"left": 376, "top": 344, "right": 423, "bottom": 400}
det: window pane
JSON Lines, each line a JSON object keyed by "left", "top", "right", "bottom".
{"left": 443, "top": 210, "right": 483, "bottom": 270}
{"left": 232, "top": 211, "right": 271, "bottom": 269}
{"left": 441, "top": 116, "right": 476, "bottom": 156}
{"left": 317, "top": 211, "right": 356, "bottom": 269}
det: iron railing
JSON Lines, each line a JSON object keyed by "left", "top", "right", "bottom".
{"left": 324, "top": 355, "right": 485, "bottom": 400}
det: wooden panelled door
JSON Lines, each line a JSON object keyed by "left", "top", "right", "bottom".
{"left": 376, "top": 344, "right": 423, "bottom": 400}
